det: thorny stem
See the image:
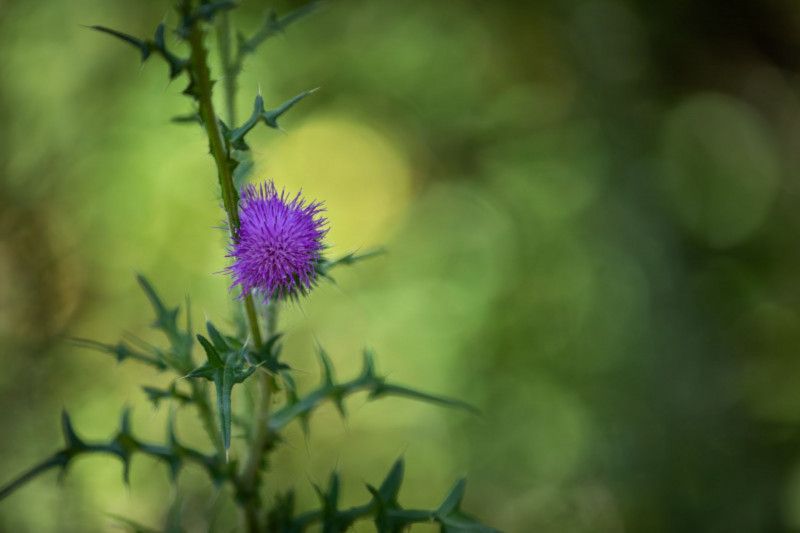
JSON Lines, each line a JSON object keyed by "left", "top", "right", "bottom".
{"left": 216, "top": 10, "right": 237, "bottom": 126}
{"left": 191, "top": 381, "right": 226, "bottom": 456}
{"left": 240, "top": 300, "right": 278, "bottom": 531}
{"left": 216, "top": 15, "right": 281, "bottom": 528}
{"left": 189, "top": 13, "right": 277, "bottom": 531}
{"left": 186, "top": 17, "right": 263, "bottom": 349}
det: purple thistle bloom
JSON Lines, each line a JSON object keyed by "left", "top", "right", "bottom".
{"left": 226, "top": 181, "right": 328, "bottom": 301}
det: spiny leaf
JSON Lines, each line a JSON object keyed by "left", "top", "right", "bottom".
{"left": 361, "top": 348, "right": 377, "bottom": 379}
{"left": 0, "top": 410, "right": 229, "bottom": 502}
{"left": 89, "top": 24, "right": 186, "bottom": 79}
{"left": 368, "top": 481, "right": 433, "bottom": 533}
{"left": 263, "top": 88, "right": 318, "bottom": 130}
{"left": 250, "top": 332, "right": 289, "bottom": 374}
{"left": 266, "top": 491, "right": 297, "bottom": 530}
{"left": 259, "top": 461, "right": 496, "bottom": 532}
{"left": 378, "top": 458, "right": 404, "bottom": 504}
{"left": 0, "top": 455, "right": 66, "bottom": 502}
{"left": 323, "top": 471, "right": 340, "bottom": 511}
{"left": 70, "top": 338, "right": 166, "bottom": 370}
{"left": 437, "top": 478, "right": 466, "bottom": 517}
{"left": 315, "top": 248, "right": 385, "bottom": 282}
{"left": 152, "top": 23, "right": 187, "bottom": 79}
{"left": 206, "top": 321, "right": 230, "bottom": 354}
{"left": 194, "top": 334, "right": 224, "bottom": 370}
{"left": 369, "top": 383, "right": 480, "bottom": 415}
{"left": 89, "top": 26, "right": 151, "bottom": 61}
{"left": 317, "top": 346, "right": 335, "bottom": 385}
{"left": 187, "top": 336, "right": 256, "bottom": 450}
{"left": 193, "top": 1, "right": 237, "bottom": 22}
{"left": 227, "top": 89, "right": 317, "bottom": 150}
{"left": 228, "top": 93, "right": 264, "bottom": 149}
{"left": 61, "top": 410, "right": 85, "bottom": 451}
{"left": 142, "top": 384, "right": 193, "bottom": 408}
{"left": 313, "top": 471, "right": 362, "bottom": 533}
{"left": 108, "top": 408, "right": 140, "bottom": 484}
{"left": 238, "top": 1, "right": 324, "bottom": 57}
{"left": 136, "top": 274, "right": 183, "bottom": 348}
{"left": 267, "top": 348, "right": 478, "bottom": 433}
{"left": 177, "top": 0, "right": 238, "bottom": 37}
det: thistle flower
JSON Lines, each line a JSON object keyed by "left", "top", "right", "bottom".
{"left": 226, "top": 181, "right": 327, "bottom": 301}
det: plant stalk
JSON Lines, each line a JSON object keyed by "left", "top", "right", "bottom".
{"left": 216, "top": 10, "right": 238, "bottom": 126}
{"left": 186, "top": 18, "right": 263, "bottom": 349}
{"left": 191, "top": 381, "right": 226, "bottom": 456}
{"left": 215, "top": 15, "right": 281, "bottom": 527}
{"left": 239, "top": 300, "right": 278, "bottom": 532}
{"left": 190, "top": 14, "right": 279, "bottom": 531}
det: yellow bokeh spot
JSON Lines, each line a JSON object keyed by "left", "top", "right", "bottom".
{"left": 253, "top": 116, "right": 412, "bottom": 253}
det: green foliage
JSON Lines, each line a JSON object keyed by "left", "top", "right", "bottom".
{"left": 0, "top": 408, "right": 230, "bottom": 503}
{"left": 268, "top": 348, "right": 478, "bottom": 435}
{"left": 90, "top": 23, "right": 187, "bottom": 78}
{"left": 142, "top": 383, "right": 194, "bottom": 408}
{"left": 69, "top": 337, "right": 167, "bottom": 370}
{"left": 188, "top": 324, "right": 257, "bottom": 451}
{"left": 316, "top": 248, "right": 386, "bottom": 282}
{"left": 0, "top": 270, "right": 494, "bottom": 530}
{"left": 263, "top": 459, "right": 499, "bottom": 533}
{"left": 228, "top": 89, "right": 318, "bottom": 149}
{"left": 234, "top": 2, "right": 324, "bottom": 73}
{"left": 0, "top": 3, "right": 496, "bottom": 531}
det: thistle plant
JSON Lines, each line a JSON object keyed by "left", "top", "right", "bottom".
{"left": 0, "top": 1, "right": 496, "bottom": 532}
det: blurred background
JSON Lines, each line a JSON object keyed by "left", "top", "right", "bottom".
{"left": 2, "top": 0, "right": 800, "bottom": 531}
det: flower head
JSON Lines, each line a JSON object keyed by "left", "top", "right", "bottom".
{"left": 226, "top": 181, "right": 327, "bottom": 301}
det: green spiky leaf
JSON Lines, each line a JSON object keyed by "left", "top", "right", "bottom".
{"left": 437, "top": 478, "right": 466, "bottom": 517}
{"left": 188, "top": 334, "right": 256, "bottom": 450}
{"left": 378, "top": 458, "right": 404, "bottom": 505}
{"left": 268, "top": 348, "right": 477, "bottom": 434}
{"left": 89, "top": 26, "right": 151, "bottom": 61}
{"left": 194, "top": 1, "right": 237, "bottom": 22}
{"left": 228, "top": 89, "right": 317, "bottom": 150}
{"left": 142, "top": 384, "right": 193, "bottom": 408}
{"left": 228, "top": 93, "right": 264, "bottom": 149}
{"left": 263, "top": 88, "right": 318, "bottom": 130}
{"left": 315, "top": 248, "right": 385, "bottom": 282}
{"left": 136, "top": 274, "right": 193, "bottom": 368}
{"left": 70, "top": 338, "right": 166, "bottom": 370}
{"left": 250, "top": 332, "right": 289, "bottom": 374}
{"left": 238, "top": 2, "right": 324, "bottom": 57}
{"left": 205, "top": 321, "right": 230, "bottom": 354}
{"left": 89, "top": 24, "right": 186, "bottom": 79}
{"left": 0, "top": 408, "right": 230, "bottom": 502}
{"left": 152, "top": 23, "right": 187, "bottom": 79}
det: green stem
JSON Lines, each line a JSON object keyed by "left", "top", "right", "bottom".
{"left": 191, "top": 381, "right": 226, "bottom": 456}
{"left": 186, "top": 18, "right": 263, "bottom": 349}
{"left": 190, "top": 14, "right": 278, "bottom": 531}
{"left": 216, "top": 10, "right": 237, "bottom": 125}
{"left": 239, "top": 301, "right": 278, "bottom": 531}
